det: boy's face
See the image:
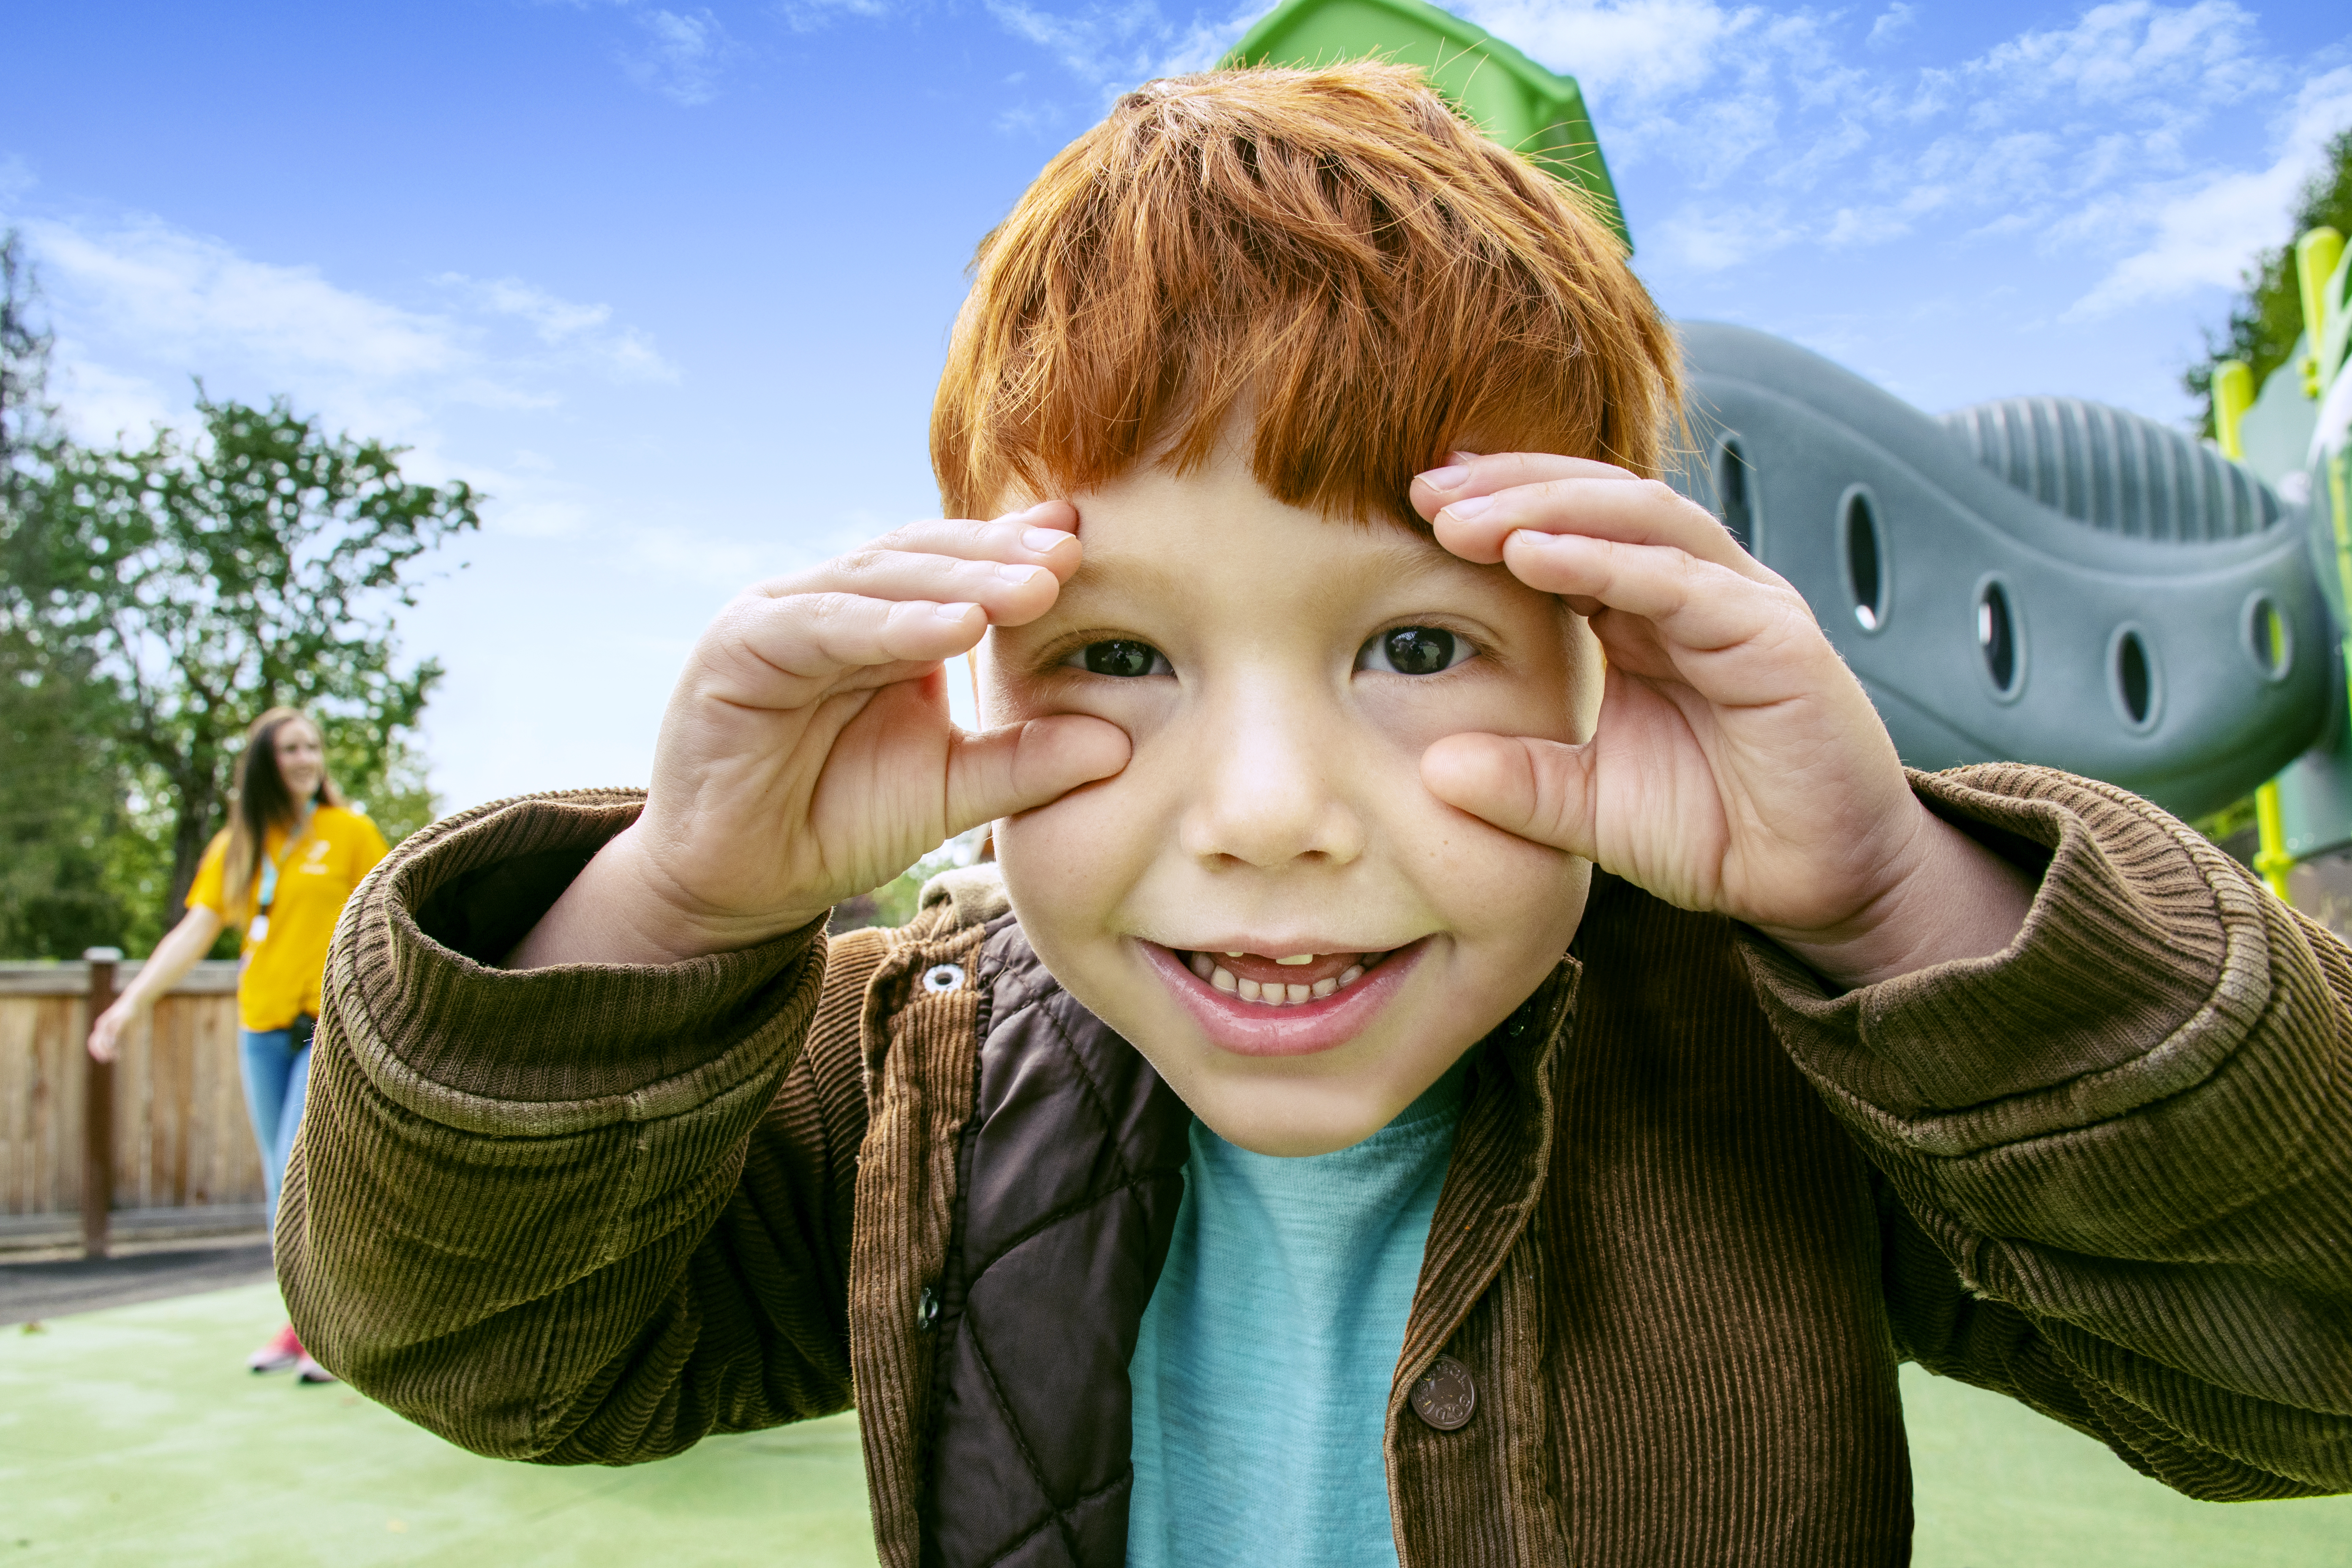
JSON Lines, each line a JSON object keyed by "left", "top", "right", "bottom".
{"left": 978, "top": 449, "right": 1599, "bottom": 1156}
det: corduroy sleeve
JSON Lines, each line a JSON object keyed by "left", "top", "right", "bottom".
{"left": 277, "top": 789, "right": 883, "bottom": 1465}
{"left": 1742, "top": 762, "right": 2352, "bottom": 1501}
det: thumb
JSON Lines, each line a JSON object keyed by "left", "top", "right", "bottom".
{"left": 1422, "top": 732, "right": 1595, "bottom": 857}
{"left": 945, "top": 714, "right": 1131, "bottom": 832}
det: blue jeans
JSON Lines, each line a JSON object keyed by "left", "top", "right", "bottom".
{"left": 239, "top": 1018, "right": 313, "bottom": 1224}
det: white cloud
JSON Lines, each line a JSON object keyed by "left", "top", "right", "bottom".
{"left": 1655, "top": 202, "right": 1803, "bottom": 272}
{"left": 986, "top": 0, "right": 1171, "bottom": 86}
{"left": 960, "top": 0, "right": 2340, "bottom": 289}
{"left": 437, "top": 273, "right": 680, "bottom": 381}
{"left": 1865, "top": 4, "right": 1914, "bottom": 52}
{"left": 1430, "top": 0, "right": 2339, "bottom": 285}
{"left": 776, "top": 0, "right": 889, "bottom": 33}
{"left": 27, "top": 215, "right": 461, "bottom": 385}
{"left": 1453, "top": 0, "right": 1748, "bottom": 106}
{"left": 1964, "top": 0, "right": 2266, "bottom": 117}
{"left": 2070, "top": 64, "right": 2352, "bottom": 316}
{"left": 44, "top": 358, "right": 176, "bottom": 446}
{"left": 622, "top": 7, "right": 735, "bottom": 104}
{"left": 5, "top": 208, "right": 678, "bottom": 486}
{"left": 983, "top": 0, "right": 1258, "bottom": 88}
{"left": 996, "top": 101, "right": 1064, "bottom": 136}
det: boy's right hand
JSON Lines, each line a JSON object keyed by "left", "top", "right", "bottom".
{"left": 509, "top": 501, "right": 1130, "bottom": 968}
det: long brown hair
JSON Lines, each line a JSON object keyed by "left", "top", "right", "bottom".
{"left": 221, "top": 707, "right": 343, "bottom": 916}
{"left": 931, "top": 63, "right": 1682, "bottom": 528}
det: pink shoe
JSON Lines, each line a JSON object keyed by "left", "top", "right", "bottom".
{"left": 294, "top": 1352, "right": 338, "bottom": 1385}
{"left": 246, "top": 1323, "right": 302, "bottom": 1374}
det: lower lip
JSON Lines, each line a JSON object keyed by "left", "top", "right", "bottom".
{"left": 1137, "top": 938, "right": 1426, "bottom": 1057}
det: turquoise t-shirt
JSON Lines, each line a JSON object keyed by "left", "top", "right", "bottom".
{"left": 1127, "top": 1064, "right": 1467, "bottom": 1568}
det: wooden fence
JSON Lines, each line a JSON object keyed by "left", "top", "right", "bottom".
{"left": 0, "top": 958, "right": 264, "bottom": 1251}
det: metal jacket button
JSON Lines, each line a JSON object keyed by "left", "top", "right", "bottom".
{"left": 1410, "top": 1355, "right": 1477, "bottom": 1431}
{"left": 921, "top": 963, "right": 965, "bottom": 994}
{"left": 916, "top": 1286, "right": 940, "bottom": 1332}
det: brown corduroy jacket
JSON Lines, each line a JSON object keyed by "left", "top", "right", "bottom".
{"left": 280, "top": 764, "right": 2352, "bottom": 1567}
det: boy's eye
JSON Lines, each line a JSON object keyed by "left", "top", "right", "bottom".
{"left": 1067, "top": 639, "right": 1171, "bottom": 678}
{"left": 1356, "top": 626, "right": 1470, "bottom": 676}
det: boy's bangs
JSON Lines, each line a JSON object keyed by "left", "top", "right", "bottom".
{"left": 931, "top": 63, "right": 1682, "bottom": 526}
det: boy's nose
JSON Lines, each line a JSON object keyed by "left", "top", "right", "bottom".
{"left": 1174, "top": 700, "right": 1366, "bottom": 870}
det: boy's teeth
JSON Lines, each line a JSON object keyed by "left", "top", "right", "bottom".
{"left": 1275, "top": 954, "right": 1315, "bottom": 966}
{"left": 1193, "top": 952, "right": 1382, "bottom": 1006}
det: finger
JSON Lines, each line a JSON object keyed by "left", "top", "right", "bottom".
{"left": 1415, "top": 455, "right": 1765, "bottom": 580}
{"left": 1421, "top": 731, "right": 1595, "bottom": 858}
{"left": 779, "top": 551, "right": 1065, "bottom": 626}
{"left": 1498, "top": 531, "right": 1816, "bottom": 680}
{"left": 945, "top": 713, "right": 1132, "bottom": 830}
{"left": 863, "top": 502, "right": 1083, "bottom": 580}
{"left": 1411, "top": 451, "right": 1631, "bottom": 520}
{"left": 716, "top": 592, "right": 993, "bottom": 689}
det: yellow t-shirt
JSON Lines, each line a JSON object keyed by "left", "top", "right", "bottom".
{"left": 187, "top": 804, "right": 391, "bottom": 1032}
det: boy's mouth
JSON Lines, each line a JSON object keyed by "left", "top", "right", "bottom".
{"left": 1136, "top": 937, "right": 1426, "bottom": 1056}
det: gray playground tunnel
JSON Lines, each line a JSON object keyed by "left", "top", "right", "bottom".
{"left": 1667, "top": 322, "right": 2328, "bottom": 822}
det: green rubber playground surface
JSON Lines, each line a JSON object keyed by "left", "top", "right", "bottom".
{"left": 3, "top": 1282, "right": 2347, "bottom": 1566}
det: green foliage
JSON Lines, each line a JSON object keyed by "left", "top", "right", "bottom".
{"left": 2186, "top": 128, "right": 2352, "bottom": 434}
{"left": 0, "top": 231, "right": 131, "bottom": 958}
{"left": 1, "top": 233, "right": 474, "bottom": 956}
{"left": 2191, "top": 793, "right": 2259, "bottom": 850}
{"left": 0, "top": 621, "right": 134, "bottom": 957}
{"left": 9, "top": 395, "right": 480, "bottom": 936}
{"left": 867, "top": 843, "right": 975, "bottom": 927}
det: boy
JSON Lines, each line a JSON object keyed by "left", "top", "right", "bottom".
{"left": 283, "top": 65, "right": 2352, "bottom": 1566}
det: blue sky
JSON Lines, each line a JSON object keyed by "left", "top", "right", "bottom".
{"left": 5, "top": 0, "right": 2350, "bottom": 813}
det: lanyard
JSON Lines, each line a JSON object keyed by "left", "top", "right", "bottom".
{"left": 250, "top": 803, "right": 316, "bottom": 942}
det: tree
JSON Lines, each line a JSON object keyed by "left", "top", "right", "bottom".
{"left": 2186, "top": 128, "right": 2352, "bottom": 435}
{"left": 15, "top": 396, "right": 481, "bottom": 933}
{"left": 0, "top": 230, "right": 138, "bottom": 957}
{"left": 0, "top": 230, "right": 52, "bottom": 474}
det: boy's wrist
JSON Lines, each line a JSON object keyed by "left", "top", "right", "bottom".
{"left": 507, "top": 824, "right": 824, "bottom": 969}
{"left": 1757, "top": 806, "right": 2036, "bottom": 991}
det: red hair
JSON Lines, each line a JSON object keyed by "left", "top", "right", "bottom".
{"left": 931, "top": 62, "right": 1681, "bottom": 526}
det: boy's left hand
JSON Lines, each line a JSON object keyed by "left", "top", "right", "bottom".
{"left": 1410, "top": 453, "right": 2035, "bottom": 990}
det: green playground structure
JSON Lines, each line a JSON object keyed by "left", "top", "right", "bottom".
{"left": 1230, "top": 0, "right": 2352, "bottom": 894}
{"left": 1225, "top": 0, "right": 1627, "bottom": 247}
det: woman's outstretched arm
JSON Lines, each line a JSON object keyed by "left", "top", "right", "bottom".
{"left": 87, "top": 904, "right": 226, "bottom": 1062}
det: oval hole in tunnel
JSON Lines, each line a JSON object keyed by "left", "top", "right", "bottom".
{"left": 1976, "top": 580, "right": 2017, "bottom": 695}
{"left": 1717, "top": 438, "right": 1754, "bottom": 553}
{"left": 2111, "top": 627, "right": 2157, "bottom": 730}
{"left": 2243, "top": 593, "right": 2291, "bottom": 682}
{"left": 1842, "top": 488, "right": 1883, "bottom": 632}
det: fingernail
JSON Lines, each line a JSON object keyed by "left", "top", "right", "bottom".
{"left": 937, "top": 602, "right": 976, "bottom": 621}
{"left": 1418, "top": 464, "right": 1469, "bottom": 490}
{"left": 996, "top": 563, "right": 1044, "bottom": 584}
{"left": 1443, "top": 495, "right": 1494, "bottom": 522}
{"left": 1022, "top": 527, "right": 1068, "bottom": 552}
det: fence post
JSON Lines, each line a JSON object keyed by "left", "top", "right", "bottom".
{"left": 82, "top": 947, "right": 122, "bottom": 1260}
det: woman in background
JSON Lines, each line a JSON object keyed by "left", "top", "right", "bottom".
{"left": 89, "top": 707, "right": 388, "bottom": 1382}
